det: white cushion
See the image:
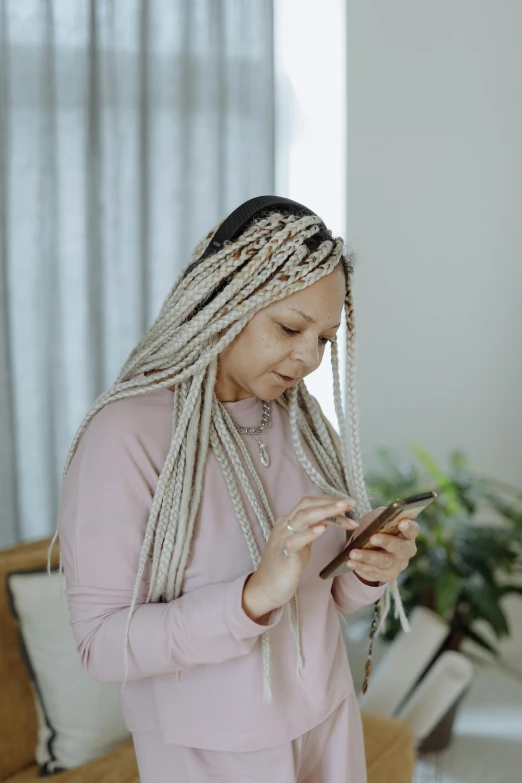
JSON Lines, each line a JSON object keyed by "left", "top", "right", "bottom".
{"left": 7, "top": 570, "right": 130, "bottom": 773}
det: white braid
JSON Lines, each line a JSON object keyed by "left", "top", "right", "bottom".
{"left": 169, "top": 363, "right": 219, "bottom": 600}
{"left": 287, "top": 384, "right": 348, "bottom": 498}
{"left": 328, "top": 343, "right": 356, "bottom": 498}
{"left": 341, "top": 283, "right": 409, "bottom": 632}
{"left": 209, "top": 413, "right": 281, "bottom": 701}
{"left": 209, "top": 423, "right": 263, "bottom": 564}
{"left": 297, "top": 384, "right": 344, "bottom": 476}
{"left": 46, "top": 207, "right": 408, "bottom": 705}
{"left": 296, "top": 410, "right": 346, "bottom": 493}
{"left": 216, "top": 406, "right": 275, "bottom": 540}
{"left": 219, "top": 412, "right": 278, "bottom": 529}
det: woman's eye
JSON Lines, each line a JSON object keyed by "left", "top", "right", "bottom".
{"left": 279, "top": 324, "right": 333, "bottom": 346}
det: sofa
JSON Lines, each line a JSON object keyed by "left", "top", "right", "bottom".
{"left": 1, "top": 537, "right": 416, "bottom": 782}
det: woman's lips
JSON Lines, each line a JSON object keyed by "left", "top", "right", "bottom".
{"left": 273, "top": 372, "right": 295, "bottom": 386}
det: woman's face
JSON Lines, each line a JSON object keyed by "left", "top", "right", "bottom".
{"left": 215, "top": 265, "right": 346, "bottom": 402}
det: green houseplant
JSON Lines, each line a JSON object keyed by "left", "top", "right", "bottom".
{"left": 366, "top": 446, "right": 522, "bottom": 653}
{"left": 364, "top": 446, "right": 522, "bottom": 750}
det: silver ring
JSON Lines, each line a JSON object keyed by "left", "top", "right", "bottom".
{"left": 282, "top": 547, "right": 299, "bottom": 558}
{"left": 286, "top": 522, "right": 298, "bottom": 533}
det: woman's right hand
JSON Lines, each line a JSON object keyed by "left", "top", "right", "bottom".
{"left": 242, "top": 495, "right": 359, "bottom": 622}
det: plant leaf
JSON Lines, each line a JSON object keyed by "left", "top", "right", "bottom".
{"left": 477, "top": 492, "right": 522, "bottom": 527}
{"left": 477, "top": 476, "right": 522, "bottom": 502}
{"left": 463, "top": 583, "right": 511, "bottom": 638}
{"left": 436, "top": 571, "right": 462, "bottom": 617}
{"left": 450, "top": 449, "right": 469, "bottom": 473}
{"left": 408, "top": 443, "right": 461, "bottom": 515}
{"left": 375, "top": 447, "right": 418, "bottom": 486}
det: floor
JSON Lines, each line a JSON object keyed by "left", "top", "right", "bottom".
{"left": 413, "top": 663, "right": 522, "bottom": 782}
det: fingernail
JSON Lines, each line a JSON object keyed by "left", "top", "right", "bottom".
{"left": 350, "top": 551, "right": 362, "bottom": 560}
{"left": 313, "top": 525, "right": 326, "bottom": 534}
{"left": 400, "top": 520, "right": 410, "bottom": 530}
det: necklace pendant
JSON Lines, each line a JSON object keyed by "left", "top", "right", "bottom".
{"left": 258, "top": 440, "right": 270, "bottom": 468}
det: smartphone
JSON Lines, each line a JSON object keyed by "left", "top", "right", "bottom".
{"left": 319, "top": 491, "right": 437, "bottom": 580}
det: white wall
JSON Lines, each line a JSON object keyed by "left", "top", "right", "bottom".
{"left": 347, "top": 0, "right": 522, "bottom": 486}
{"left": 274, "top": 0, "right": 347, "bottom": 428}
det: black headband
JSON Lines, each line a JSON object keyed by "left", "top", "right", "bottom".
{"left": 181, "top": 195, "right": 318, "bottom": 314}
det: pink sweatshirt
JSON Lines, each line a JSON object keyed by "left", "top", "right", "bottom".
{"left": 57, "top": 386, "right": 386, "bottom": 752}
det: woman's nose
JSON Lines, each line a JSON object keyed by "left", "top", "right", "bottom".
{"left": 290, "top": 341, "right": 321, "bottom": 371}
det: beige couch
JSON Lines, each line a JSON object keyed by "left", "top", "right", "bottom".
{"left": 1, "top": 537, "right": 416, "bottom": 782}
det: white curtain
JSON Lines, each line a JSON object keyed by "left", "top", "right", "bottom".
{"left": 0, "top": 0, "right": 275, "bottom": 547}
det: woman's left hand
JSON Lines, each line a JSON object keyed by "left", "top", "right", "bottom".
{"left": 346, "top": 507, "right": 420, "bottom": 585}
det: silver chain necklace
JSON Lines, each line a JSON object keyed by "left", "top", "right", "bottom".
{"left": 223, "top": 399, "right": 271, "bottom": 467}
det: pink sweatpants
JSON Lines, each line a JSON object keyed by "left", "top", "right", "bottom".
{"left": 131, "top": 693, "right": 367, "bottom": 782}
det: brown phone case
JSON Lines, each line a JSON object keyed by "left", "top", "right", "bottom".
{"left": 319, "top": 491, "right": 437, "bottom": 580}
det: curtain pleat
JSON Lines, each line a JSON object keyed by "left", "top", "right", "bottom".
{"left": 0, "top": 0, "right": 275, "bottom": 546}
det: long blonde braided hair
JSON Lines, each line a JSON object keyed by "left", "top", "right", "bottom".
{"left": 47, "top": 205, "right": 408, "bottom": 703}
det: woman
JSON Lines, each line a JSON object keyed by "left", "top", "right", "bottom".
{"left": 51, "top": 197, "right": 419, "bottom": 782}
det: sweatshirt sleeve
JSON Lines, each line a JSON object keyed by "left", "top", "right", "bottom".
{"left": 57, "top": 399, "right": 283, "bottom": 684}
{"left": 331, "top": 570, "right": 386, "bottom": 615}
{"left": 65, "top": 572, "right": 282, "bottom": 684}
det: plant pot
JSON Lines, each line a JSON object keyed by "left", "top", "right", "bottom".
{"left": 417, "top": 687, "right": 469, "bottom": 754}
